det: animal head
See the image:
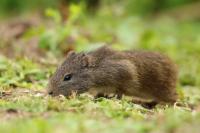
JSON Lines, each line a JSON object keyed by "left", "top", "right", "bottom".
{"left": 47, "top": 51, "right": 96, "bottom": 97}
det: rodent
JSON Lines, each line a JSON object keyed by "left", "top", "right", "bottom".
{"left": 47, "top": 46, "right": 178, "bottom": 105}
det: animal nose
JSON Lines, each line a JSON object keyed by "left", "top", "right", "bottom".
{"left": 48, "top": 91, "right": 53, "bottom": 95}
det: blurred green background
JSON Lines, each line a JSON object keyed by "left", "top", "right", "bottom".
{"left": 1, "top": 0, "right": 200, "bottom": 86}
{"left": 0, "top": 0, "right": 198, "bottom": 16}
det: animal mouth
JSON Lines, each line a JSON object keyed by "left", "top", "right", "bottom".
{"left": 48, "top": 85, "right": 88, "bottom": 97}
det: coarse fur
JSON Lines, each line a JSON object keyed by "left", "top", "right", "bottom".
{"left": 47, "top": 46, "right": 178, "bottom": 104}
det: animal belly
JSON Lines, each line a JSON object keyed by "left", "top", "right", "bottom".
{"left": 123, "top": 87, "right": 155, "bottom": 101}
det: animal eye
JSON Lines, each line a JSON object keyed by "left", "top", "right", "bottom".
{"left": 63, "top": 74, "right": 72, "bottom": 81}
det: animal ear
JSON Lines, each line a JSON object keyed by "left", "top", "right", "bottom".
{"left": 62, "top": 51, "right": 76, "bottom": 65}
{"left": 81, "top": 54, "right": 95, "bottom": 67}
{"left": 66, "top": 51, "right": 76, "bottom": 59}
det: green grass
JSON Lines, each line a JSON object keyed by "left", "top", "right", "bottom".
{"left": 0, "top": 88, "right": 200, "bottom": 133}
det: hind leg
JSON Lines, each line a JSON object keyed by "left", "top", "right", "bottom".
{"left": 140, "top": 101, "right": 158, "bottom": 109}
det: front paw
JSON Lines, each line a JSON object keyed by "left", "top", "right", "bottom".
{"left": 94, "top": 93, "right": 122, "bottom": 99}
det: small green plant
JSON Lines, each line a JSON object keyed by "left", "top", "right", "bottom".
{"left": 38, "top": 4, "right": 83, "bottom": 55}
{"left": 0, "top": 56, "right": 49, "bottom": 89}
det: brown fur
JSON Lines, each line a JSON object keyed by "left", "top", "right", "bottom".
{"left": 47, "top": 46, "right": 178, "bottom": 104}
